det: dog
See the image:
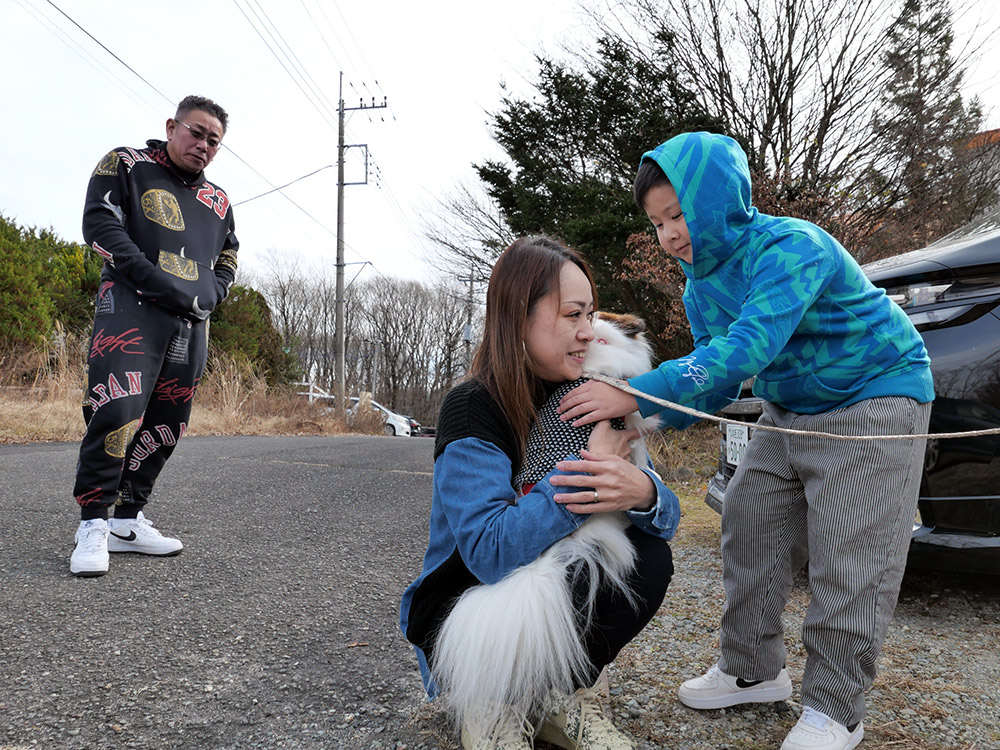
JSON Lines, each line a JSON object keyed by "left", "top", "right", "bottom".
{"left": 430, "top": 312, "right": 660, "bottom": 733}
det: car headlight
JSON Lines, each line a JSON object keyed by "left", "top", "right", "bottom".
{"left": 887, "top": 276, "right": 1000, "bottom": 307}
{"left": 903, "top": 305, "right": 974, "bottom": 328}
{"left": 885, "top": 275, "right": 1000, "bottom": 329}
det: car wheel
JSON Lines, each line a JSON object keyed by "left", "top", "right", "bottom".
{"left": 383, "top": 424, "right": 396, "bottom": 436}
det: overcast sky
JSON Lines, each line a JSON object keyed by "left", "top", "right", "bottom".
{"left": 2, "top": 0, "right": 998, "bottom": 288}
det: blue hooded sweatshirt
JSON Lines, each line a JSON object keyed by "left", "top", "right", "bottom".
{"left": 628, "top": 132, "right": 933, "bottom": 427}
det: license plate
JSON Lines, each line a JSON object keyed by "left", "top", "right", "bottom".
{"left": 726, "top": 423, "right": 750, "bottom": 466}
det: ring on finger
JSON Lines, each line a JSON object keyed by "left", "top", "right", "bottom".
{"left": 593, "top": 489, "right": 599, "bottom": 504}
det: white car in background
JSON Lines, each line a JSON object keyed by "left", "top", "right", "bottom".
{"left": 295, "top": 383, "right": 411, "bottom": 437}
{"left": 348, "top": 396, "right": 411, "bottom": 437}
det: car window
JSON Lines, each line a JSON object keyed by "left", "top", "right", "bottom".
{"left": 933, "top": 204, "right": 1000, "bottom": 245}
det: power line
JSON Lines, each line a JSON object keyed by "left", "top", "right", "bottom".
{"left": 233, "top": 164, "right": 334, "bottom": 206}
{"left": 30, "top": 0, "right": 383, "bottom": 272}
{"left": 248, "top": 0, "right": 341, "bottom": 119}
{"left": 15, "top": 0, "right": 164, "bottom": 122}
{"left": 242, "top": 1, "right": 436, "bottom": 271}
{"left": 231, "top": 0, "right": 339, "bottom": 131}
{"left": 18, "top": 0, "right": 325, "bottom": 258}
{"left": 296, "top": 0, "right": 348, "bottom": 87}
{"left": 305, "top": 0, "right": 384, "bottom": 102}
{"left": 42, "top": 0, "right": 173, "bottom": 105}
{"left": 25, "top": 0, "right": 408, "bottom": 280}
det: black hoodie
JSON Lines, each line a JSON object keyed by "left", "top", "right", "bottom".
{"left": 82, "top": 138, "right": 239, "bottom": 321}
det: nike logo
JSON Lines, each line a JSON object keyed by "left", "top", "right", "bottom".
{"left": 736, "top": 678, "right": 764, "bottom": 688}
{"left": 110, "top": 530, "right": 137, "bottom": 542}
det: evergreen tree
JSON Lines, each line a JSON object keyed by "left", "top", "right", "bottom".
{"left": 48, "top": 238, "right": 104, "bottom": 334}
{"left": 0, "top": 216, "right": 53, "bottom": 349}
{"left": 0, "top": 215, "right": 103, "bottom": 349}
{"left": 209, "top": 284, "right": 298, "bottom": 386}
{"left": 868, "top": 0, "right": 994, "bottom": 256}
{"left": 475, "top": 34, "right": 724, "bottom": 355}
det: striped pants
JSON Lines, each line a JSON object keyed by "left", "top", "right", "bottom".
{"left": 718, "top": 396, "right": 931, "bottom": 727}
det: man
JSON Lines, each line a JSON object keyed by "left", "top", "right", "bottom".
{"left": 70, "top": 95, "right": 238, "bottom": 577}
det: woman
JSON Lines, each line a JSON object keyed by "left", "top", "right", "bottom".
{"left": 399, "top": 236, "right": 679, "bottom": 750}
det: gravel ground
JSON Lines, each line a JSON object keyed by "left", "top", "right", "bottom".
{"left": 605, "top": 509, "right": 1000, "bottom": 750}
{"left": 405, "top": 489, "right": 1000, "bottom": 750}
{"left": 2, "top": 438, "right": 997, "bottom": 750}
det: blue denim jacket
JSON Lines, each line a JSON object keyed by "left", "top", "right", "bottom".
{"left": 399, "top": 436, "right": 680, "bottom": 697}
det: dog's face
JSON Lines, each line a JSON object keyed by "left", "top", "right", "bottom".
{"left": 584, "top": 312, "right": 654, "bottom": 379}
{"left": 515, "top": 311, "right": 657, "bottom": 487}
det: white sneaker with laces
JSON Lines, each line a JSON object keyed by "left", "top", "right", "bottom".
{"left": 781, "top": 706, "right": 864, "bottom": 750}
{"left": 70, "top": 519, "right": 110, "bottom": 577}
{"left": 678, "top": 663, "right": 792, "bottom": 709}
{"left": 108, "top": 512, "right": 183, "bottom": 556}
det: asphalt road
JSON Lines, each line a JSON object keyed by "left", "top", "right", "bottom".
{"left": 0, "top": 435, "right": 444, "bottom": 749}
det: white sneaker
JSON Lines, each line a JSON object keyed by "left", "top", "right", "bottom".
{"left": 70, "top": 519, "right": 110, "bottom": 577}
{"left": 678, "top": 663, "right": 792, "bottom": 709}
{"left": 108, "top": 512, "right": 183, "bottom": 556}
{"left": 781, "top": 707, "right": 864, "bottom": 750}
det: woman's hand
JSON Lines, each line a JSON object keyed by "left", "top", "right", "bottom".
{"left": 549, "top": 444, "right": 656, "bottom": 515}
{"left": 586, "top": 419, "right": 639, "bottom": 459}
{"left": 556, "top": 379, "right": 638, "bottom": 426}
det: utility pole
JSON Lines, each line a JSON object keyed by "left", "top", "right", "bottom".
{"left": 457, "top": 263, "right": 478, "bottom": 376}
{"left": 333, "top": 71, "right": 387, "bottom": 410}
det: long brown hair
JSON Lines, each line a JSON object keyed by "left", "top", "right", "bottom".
{"left": 470, "top": 236, "right": 598, "bottom": 457}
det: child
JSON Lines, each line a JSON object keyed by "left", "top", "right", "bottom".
{"left": 558, "top": 132, "right": 933, "bottom": 750}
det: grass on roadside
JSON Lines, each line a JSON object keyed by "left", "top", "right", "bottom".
{"left": 0, "top": 336, "right": 366, "bottom": 443}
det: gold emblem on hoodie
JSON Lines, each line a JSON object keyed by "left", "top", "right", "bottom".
{"left": 158, "top": 250, "right": 199, "bottom": 281}
{"left": 104, "top": 419, "right": 141, "bottom": 458}
{"left": 94, "top": 151, "right": 120, "bottom": 177}
{"left": 141, "top": 189, "right": 185, "bottom": 231}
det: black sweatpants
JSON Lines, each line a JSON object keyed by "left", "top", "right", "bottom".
{"left": 573, "top": 524, "right": 675, "bottom": 687}
{"left": 73, "top": 280, "right": 207, "bottom": 521}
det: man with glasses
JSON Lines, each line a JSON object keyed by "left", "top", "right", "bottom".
{"left": 70, "top": 95, "right": 239, "bottom": 577}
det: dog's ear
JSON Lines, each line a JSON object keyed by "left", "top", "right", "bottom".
{"left": 623, "top": 316, "right": 647, "bottom": 335}
{"left": 598, "top": 311, "right": 647, "bottom": 336}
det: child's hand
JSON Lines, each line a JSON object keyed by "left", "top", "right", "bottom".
{"left": 557, "top": 380, "right": 638, "bottom": 426}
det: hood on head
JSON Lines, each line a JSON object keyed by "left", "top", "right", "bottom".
{"left": 641, "top": 132, "right": 757, "bottom": 278}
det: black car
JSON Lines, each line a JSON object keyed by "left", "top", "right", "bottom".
{"left": 706, "top": 217, "right": 1000, "bottom": 573}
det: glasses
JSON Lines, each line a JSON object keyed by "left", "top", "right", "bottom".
{"left": 177, "top": 119, "right": 222, "bottom": 151}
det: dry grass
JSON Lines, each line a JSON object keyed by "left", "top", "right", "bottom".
{"left": 187, "top": 353, "right": 350, "bottom": 437}
{"left": 646, "top": 422, "right": 722, "bottom": 547}
{"left": 647, "top": 421, "right": 720, "bottom": 480}
{"left": 0, "top": 326, "right": 89, "bottom": 443}
{"left": 4, "top": 337, "right": 733, "bottom": 451}
{"left": 0, "top": 337, "right": 370, "bottom": 443}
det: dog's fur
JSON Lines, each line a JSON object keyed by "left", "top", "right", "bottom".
{"left": 430, "top": 312, "right": 659, "bottom": 732}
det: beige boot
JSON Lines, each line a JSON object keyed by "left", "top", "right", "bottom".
{"left": 537, "top": 687, "right": 636, "bottom": 749}
{"left": 460, "top": 707, "right": 535, "bottom": 749}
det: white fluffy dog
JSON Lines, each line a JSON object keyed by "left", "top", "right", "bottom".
{"left": 430, "top": 312, "right": 660, "bottom": 733}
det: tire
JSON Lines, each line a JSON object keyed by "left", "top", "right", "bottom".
{"left": 383, "top": 423, "right": 396, "bottom": 436}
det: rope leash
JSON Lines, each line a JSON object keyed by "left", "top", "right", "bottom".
{"left": 583, "top": 372, "right": 1000, "bottom": 442}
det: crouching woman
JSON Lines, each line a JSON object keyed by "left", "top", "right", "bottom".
{"left": 399, "top": 236, "right": 679, "bottom": 749}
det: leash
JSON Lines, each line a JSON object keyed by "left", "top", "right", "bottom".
{"left": 583, "top": 372, "right": 1000, "bottom": 442}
